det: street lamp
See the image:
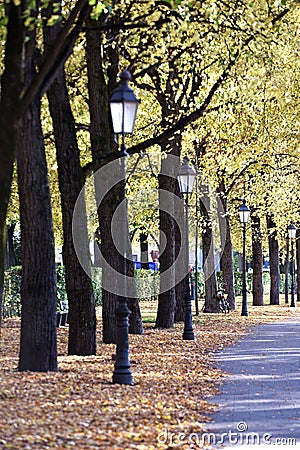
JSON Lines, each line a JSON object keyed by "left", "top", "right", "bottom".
{"left": 109, "top": 70, "right": 139, "bottom": 143}
{"left": 287, "top": 221, "right": 296, "bottom": 308}
{"left": 177, "top": 156, "right": 196, "bottom": 340}
{"left": 109, "top": 70, "right": 139, "bottom": 385}
{"left": 238, "top": 199, "right": 250, "bottom": 317}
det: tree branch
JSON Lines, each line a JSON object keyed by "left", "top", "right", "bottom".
{"left": 18, "top": 0, "right": 90, "bottom": 118}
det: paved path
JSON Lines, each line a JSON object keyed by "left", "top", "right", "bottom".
{"left": 207, "top": 318, "right": 300, "bottom": 448}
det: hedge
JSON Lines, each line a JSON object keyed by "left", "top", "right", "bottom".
{"left": 1, "top": 265, "right": 102, "bottom": 319}
{"left": 1, "top": 267, "right": 294, "bottom": 318}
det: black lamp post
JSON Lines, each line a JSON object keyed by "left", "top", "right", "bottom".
{"left": 194, "top": 170, "right": 199, "bottom": 315}
{"left": 287, "top": 221, "right": 296, "bottom": 308}
{"left": 238, "top": 199, "right": 250, "bottom": 317}
{"left": 109, "top": 70, "right": 139, "bottom": 385}
{"left": 177, "top": 156, "right": 196, "bottom": 340}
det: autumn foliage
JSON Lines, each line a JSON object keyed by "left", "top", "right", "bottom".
{"left": 0, "top": 303, "right": 299, "bottom": 449}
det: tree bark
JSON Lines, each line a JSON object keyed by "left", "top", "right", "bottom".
{"left": 18, "top": 29, "right": 57, "bottom": 372}
{"left": 266, "top": 214, "right": 280, "bottom": 305}
{"left": 44, "top": 10, "right": 96, "bottom": 355}
{"left": 87, "top": 40, "right": 116, "bottom": 344}
{"left": 155, "top": 165, "right": 177, "bottom": 328}
{"left": 0, "top": 0, "right": 94, "bottom": 329}
{"left": 251, "top": 213, "right": 264, "bottom": 306}
{"left": 200, "top": 192, "right": 218, "bottom": 313}
{"left": 0, "top": 1, "right": 27, "bottom": 327}
{"left": 85, "top": 19, "right": 143, "bottom": 342}
{"left": 155, "top": 131, "right": 182, "bottom": 326}
{"left": 296, "top": 228, "right": 300, "bottom": 302}
{"left": 140, "top": 233, "right": 149, "bottom": 269}
{"left": 174, "top": 217, "right": 186, "bottom": 323}
{"left": 174, "top": 171, "right": 186, "bottom": 323}
{"left": 216, "top": 181, "right": 235, "bottom": 310}
{"left": 285, "top": 237, "right": 289, "bottom": 304}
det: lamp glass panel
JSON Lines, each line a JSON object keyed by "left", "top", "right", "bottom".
{"left": 109, "top": 102, "right": 123, "bottom": 134}
{"left": 239, "top": 208, "right": 250, "bottom": 224}
{"left": 178, "top": 174, "right": 187, "bottom": 194}
{"left": 123, "top": 101, "right": 138, "bottom": 134}
{"left": 288, "top": 227, "right": 296, "bottom": 239}
{"left": 178, "top": 173, "right": 195, "bottom": 194}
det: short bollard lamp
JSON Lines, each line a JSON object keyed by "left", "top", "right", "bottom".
{"left": 109, "top": 70, "right": 139, "bottom": 385}
{"left": 238, "top": 199, "right": 250, "bottom": 317}
{"left": 287, "top": 221, "right": 296, "bottom": 308}
{"left": 177, "top": 156, "right": 196, "bottom": 340}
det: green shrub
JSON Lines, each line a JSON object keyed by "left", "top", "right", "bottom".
{"left": 2, "top": 265, "right": 103, "bottom": 318}
{"left": 56, "top": 264, "right": 67, "bottom": 306}
{"left": 2, "top": 266, "right": 22, "bottom": 318}
{"left": 1, "top": 265, "right": 293, "bottom": 318}
{"left": 135, "top": 268, "right": 159, "bottom": 301}
{"left": 91, "top": 267, "right": 102, "bottom": 306}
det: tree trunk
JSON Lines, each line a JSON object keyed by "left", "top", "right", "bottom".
{"left": 285, "top": 237, "right": 289, "bottom": 304}
{"left": 44, "top": 9, "right": 96, "bottom": 356}
{"left": 140, "top": 232, "right": 149, "bottom": 269}
{"left": 251, "top": 213, "right": 264, "bottom": 306}
{"left": 200, "top": 192, "right": 218, "bottom": 313}
{"left": 155, "top": 129, "right": 183, "bottom": 326}
{"left": 155, "top": 165, "right": 177, "bottom": 328}
{"left": 87, "top": 20, "right": 117, "bottom": 344}
{"left": 174, "top": 187, "right": 185, "bottom": 322}
{"left": 0, "top": 1, "right": 26, "bottom": 327}
{"left": 296, "top": 229, "right": 300, "bottom": 302}
{"left": 266, "top": 214, "right": 280, "bottom": 305}
{"left": 123, "top": 184, "right": 144, "bottom": 335}
{"left": 0, "top": 0, "right": 90, "bottom": 328}
{"left": 18, "top": 31, "right": 57, "bottom": 372}
{"left": 217, "top": 181, "right": 235, "bottom": 310}
{"left": 85, "top": 20, "right": 143, "bottom": 342}
{"left": 174, "top": 273, "right": 186, "bottom": 322}
{"left": 47, "top": 78, "right": 96, "bottom": 354}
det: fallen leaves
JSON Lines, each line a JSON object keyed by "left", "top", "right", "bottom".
{"left": 0, "top": 303, "right": 299, "bottom": 449}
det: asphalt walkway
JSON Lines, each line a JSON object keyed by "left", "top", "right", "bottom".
{"left": 207, "top": 318, "right": 300, "bottom": 448}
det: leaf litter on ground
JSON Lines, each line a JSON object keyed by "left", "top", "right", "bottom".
{"left": 0, "top": 303, "right": 299, "bottom": 449}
